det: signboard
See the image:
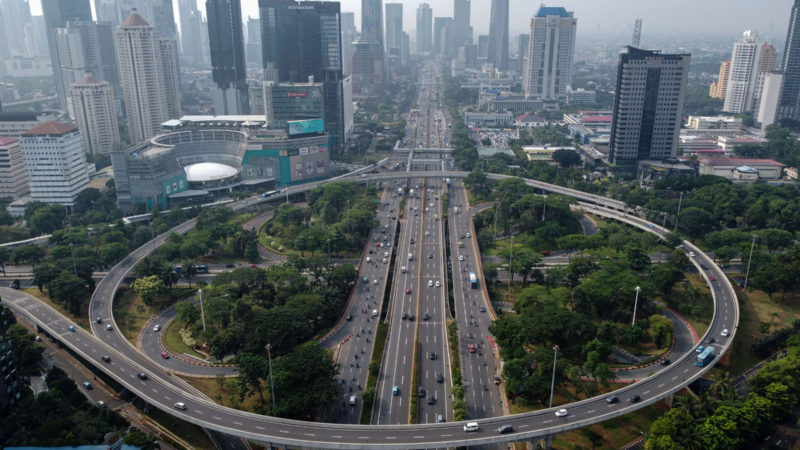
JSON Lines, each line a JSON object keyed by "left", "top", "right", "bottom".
{"left": 287, "top": 92, "right": 307, "bottom": 97}
{"left": 287, "top": 118, "right": 324, "bottom": 136}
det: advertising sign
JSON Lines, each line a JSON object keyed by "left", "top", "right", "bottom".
{"left": 288, "top": 118, "right": 324, "bottom": 136}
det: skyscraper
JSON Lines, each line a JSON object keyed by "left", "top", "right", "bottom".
{"left": 453, "top": 0, "right": 471, "bottom": 44}
{"left": 778, "top": 0, "right": 800, "bottom": 121}
{"left": 351, "top": 0, "right": 384, "bottom": 99}
{"left": 522, "top": 6, "right": 577, "bottom": 101}
{"left": 434, "top": 17, "right": 450, "bottom": 56}
{"left": 608, "top": 47, "right": 690, "bottom": 166}
{"left": 259, "top": 0, "right": 346, "bottom": 152}
{"left": 341, "top": 11, "right": 357, "bottom": 75}
{"left": 416, "top": 3, "right": 432, "bottom": 54}
{"left": 709, "top": 59, "right": 731, "bottom": 99}
{"left": 116, "top": 9, "right": 181, "bottom": 143}
{"left": 69, "top": 74, "right": 120, "bottom": 155}
{"left": 0, "top": 0, "right": 33, "bottom": 58}
{"left": 41, "top": 0, "right": 93, "bottom": 112}
{"left": 207, "top": 0, "right": 249, "bottom": 115}
{"left": 361, "top": 0, "right": 383, "bottom": 46}
{"left": 246, "top": 16, "right": 262, "bottom": 65}
{"left": 477, "top": 35, "right": 489, "bottom": 59}
{"left": 177, "top": 0, "right": 199, "bottom": 61}
{"left": 0, "top": 137, "right": 29, "bottom": 200}
{"left": 488, "top": 0, "right": 509, "bottom": 70}
{"left": 723, "top": 30, "right": 763, "bottom": 114}
{"left": 517, "top": 33, "right": 529, "bottom": 74}
{"left": 385, "top": 3, "right": 402, "bottom": 54}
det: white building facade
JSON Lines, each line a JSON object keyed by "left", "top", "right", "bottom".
{"left": 20, "top": 122, "right": 89, "bottom": 207}
{"left": 0, "top": 137, "right": 29, "bottom": 200}
{"left": 522, "top": 6, "right": 577, "bottom": 101}
{"left": 69, "top": 75, "right": 120, "bottom": 155}
{"left": 724, "top": 30, "right": 763, "bottom": 114}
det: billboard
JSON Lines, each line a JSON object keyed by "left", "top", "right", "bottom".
{"left": 288, "top": 118, "right": 324, "bottom": 136}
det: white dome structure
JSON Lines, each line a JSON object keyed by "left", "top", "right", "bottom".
{"left": 184, "top": 162, "right": 239, "bottom": 184}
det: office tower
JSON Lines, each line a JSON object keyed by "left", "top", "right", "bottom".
{"left": 434, "top": 17, "right": 454, "bottom": 56}
{"left": 778, "top": 0, "right": 800, "bottom": 121}
{"left": 0, "top": 304, "right": 23, "bottom": 413}
{"left": 1, "top": 0, "right": 33, "bottom": 57}
{"left": 31, "top": 15, "right": 48, "bottom": 58}
{"left": 361, "top": 0, "right": 383, "bottom": 46}
{"left": 207, "top": 0, "right": 249, "bottom": 115}
{"left": 709, "top": 59, "right": 731, "bottom": 99}
{"left": 522, "top": 6, "right": 577, "bottom": 101}
{"left": 342, "top": 74, "right": 353, "bottom": 139}
{"left": 517, "top": 33, "right": 529, "bottom": 74}
{"left": 758, "top": 72, "right": 784, "bottom": 128}
{"left": 264, "top": 78, "right": 325, "bottom": 129}
{"left": 177, "top": 0, "right": 197, "bottom": 58}
{"left": 760, "top": 42, "right": 778, "bottom": 72}
{"left": 416, "top": 3, "right": 432, "bottom": 54}
{"left": 248, "top": 80, "right": 264, "bottom": 114}
{"left": 41, "top": 0, "right": 93, "bottom": 112}
{"left": 182, "top": 8, "right": 204, "bottom": 66}
{"left": 478, "top": 35, "right": 489, "bottom": 59}
{"left": 94, "top": 0, "right": 119, "bottom": 25}
{"left": 608, "top": 47, "right": 690, "bottom": 166}
{"left": 246, "top": 17, "right": 262, "bottom": 65}
{"left": 20, "top": 122, "right": 89, "bottom": 207}
{"left": 385, "top": 3, "right": 402, "bottom": 53}
{"left": 55, "top": 19, "right": 121, "bottom": 117}
{"left": 351, "top": 0, "right": 384, "bottom": 98}
{"left": 632, "top": 19, "right": 642, "bottom": 47}
{"left": 723, "top": 30, "right": 763, "bottom": 114}
{"left": 0, "top": 137, "right": 29, "bottom": 200}
{"left": 117, "top": 9, "right": 181, "bottom": 143}
{"left": 69, "top": 74, "right": 120, "bottom": 155}
{"left": 341, "top": 11, "right": 356, "bottom": 75}
{"left": 453, "top": 0, "right": 471, "bottom": 45}
{"left": 259, "top": 0, "right": 346, "bottom": 152}
{"left": 401, "top": 32, "right": 410, "bottom": 65}
{"left": 488, "top": 0, "right": 509, "bottom": 70}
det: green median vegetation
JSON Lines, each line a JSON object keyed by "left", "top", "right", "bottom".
{"left": 361, "top": 322, "right": 388, "bottom": 424}
{"left": 448, "top": 320, "right": 466, "bottom": 420}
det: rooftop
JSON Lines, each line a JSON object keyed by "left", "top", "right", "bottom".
{"left": 184, "top": 162, "right": 239, "bottom": 183}
{"left": 121, "top": 8, "right": 151, "bottom": 27}
{"left": 536, "top": 6, "right": 570, "bottom": 18}
{"left": 701, "top": 157, "right": 785, "bottom": 167}
{"left": 0, "top": 136, "right": 19, "bottom": 146}
{"left": 22, "top": 121, "right": 76, "bottom": 136}
{"left": 515, "top": 112, "right": 547, "bottom": 123}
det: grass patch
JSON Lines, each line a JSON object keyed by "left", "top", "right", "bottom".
{"left": 553, "top": 400, "right": 667, "bottom": 449}
{"left": 409, "top": 338, "right": 419, "bottom": 424}
{"left": 164, "top": 319, "right": 205, "bottom": 359}
{"left": 22, "top": 287, "right": 90, "bottom": 330}
{"left": 361, "top": 322, "right": 388, "bottom": 424}
{"left": 182, "top": 375, "right": 262, "bottom": 413}
{"left": 146, "top": 405, "right": 218, "bottom": 450}
{"left": 113, "top": 287, "right": 195, "bottom": 344}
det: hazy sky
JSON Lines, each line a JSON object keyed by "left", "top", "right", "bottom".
{"left": 29, "top": 0, "right": 796, "bottom": 40}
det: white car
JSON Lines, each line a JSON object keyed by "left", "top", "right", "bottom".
{"left": 349, "top": 395, "right": 356, "bottom": 405}
{"left": 425, "top": 231, "right": 430, "bottom": 236}
{"left": 153, "top": 324, "right": 161, "bottom": 332}
{"left": 428, "top": 280, "right": 433, "bottom": 287}
{"left": 435, "top": 281, "right": 440, "bottom": 287}
{"left": 174, "top": 402, "right": 186, "bottom": 410}
{"left": 459, "top": 255, "right": 464, "bottom": 261}
{"left": 721, "top": 328, "right": 729, "bottom": 337}
{"left": 689, "top": 251, "right": 696, "bottom": 258}
{"left": 555, "top": 408, "right": 568, "bottom": 417}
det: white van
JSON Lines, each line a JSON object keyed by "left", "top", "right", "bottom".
{"left": 463, "top": 422, "right": 479, "bottom": 432}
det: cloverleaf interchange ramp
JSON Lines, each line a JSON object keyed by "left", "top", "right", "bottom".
{"left": 1, "top": 169, "right": 739, "bottom": 449}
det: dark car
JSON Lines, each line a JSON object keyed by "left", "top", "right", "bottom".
{"left": 137, "top": 372, "right": 148, "bottom": 380}
{"left": 408, "top": 314, "right": 415, "bottom": 321}
{"left": 418, "top": 386, "right": 426, "bottom": 397}
{"left": 436, "top": 372, "right": 444, "bottom": 383}
{"left": 100, "top": 355, "right": 111, "bottom": 362}
{"left": 422, "top": 313, "right": 430, "bottom": 321}
{"left": 401, "top": 312, "right": 408, "bottom": 320}
{"left": 629, "top": 394, "right": 641, "bottom": 403}
{"left": 427, "top": 394, "right": 436, "bottom": 405}
{"left": 660, "top": 359, "right": 671, "bottom": 366}
{"left": 497, "top": 424, "right": 514, "bottom": 434}
{"left": 429, "top": 351, "right": 437, "bottom": 360}
{"left": 606, "top": 395, "right": 618, "bottom": 404}
{"left": 225, "top": 263, "right": 235, "bottom": 268}
{"left": 706, "top": 337, "right": 716, "bottom": 344}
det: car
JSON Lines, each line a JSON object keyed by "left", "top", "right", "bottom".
{"left": 362, "top": 276, "right": 369, "bottom": 283}
{"left": 606, "top": 395, "right": 619, "bottom": 404}
{"left": 647, "top": 223, "right": 655, "bottom": 229}
{"left": 466, "top": 232, "right": 471, "bottom": 238}
{"left": 700, "top": 263, "right": 709, "bottom": 270}
{"left": 459, "top": 255, "right": 464, "bottom": 261}
{"left": 555, "top": 408, "right": 568, "bottom": 417}
{"left": 96, "top": 400, "right": 107, "bottom": 408}
{"left": 349, "top": 395, "right": 357, "bottom": 405}
{"left": 437, "top": 414, "right": 445, "bottom": 423}
{"left": 479, "top": 306, "right": 486, "bottom": 312}
{"left": 35, "top": 335, "right": 42, "bottom": 342}
{"left": 392, "top": 386, "right": 399, "bottom": 396}
{"left": 382, "top": 258, "right": 388, "bottom": 264}
{"left": 422, "top": 313, "right": 430, "bottom": 321}
{"left": 225, "top": 263, "right": 236, "bottom": 268}
{"left": 153, "top": 324, "right": 161, "bottom": 332}
{"left": 376, "top": 242, "right": 381, "bottom": 247}
{"left": 709, "top": 274, "right": 716, "bottom": 281}
{"left": 428, "top": 280, "right": 433, "bottom": 287}
{"left": 425, "top": 231, "right": 430, "bottom": 236}
{"left": 429, "top": 351, "right": 437, "bottom": 360}
{"left": 384, "top": 252, "right": 389, "bottom": 257}
{"left": 459, "top": 234, "right": 465, "bottom": 239}
{"left": 106, "top": 324, "right": 112, "bottom": 330}
{"left": 96, "top": 317, "right": 102, "bottom": 323}
{"left": 629, "top": 394, "right": 641, "bottom": 403}
{"left": 428, "top": 253, "right": 433, "bottom": 259}
{"left": 68, "top": 325, "right": 76, "bottom": 332}
{"left": 427, "top": 394, "right": 435, "bottom": 405}
{"left": 696, "top": 345, "right": 705, "bottom": 353}
{"left": 405, "top": 288, "right": 411, "bottom": 295}
{"left": 174, "top": 402, "right": 186, "bottom": 410}
{"left": 689, "top": 251, "right": 696, "bottom": 258}
{"left": 469, "top": 344, "right": 476, "bottom": 353}
{"left": 410, "top": 238, "right": 415, "bottom": 244}
{"left": 497, "top": 424, "right": 514, "bottom": 434}
{"left": 161, "top": 352, "right": 170, "bottom": 359}
{"left": 435, "top": 281, "right": 440, "bottom": 287}
{"left": 83, "top": 381, "right": 92, "bottom": 390}
{"left": 463, "top": 422, "right": 479, "bottom": 432}
{"left": 401, "top": 312, "right": 408, "bottom": 320}
{"left": 721, "top": 328, "right": 730, "bottom": 337}
{"left": 346, "top": 314, "right": 353, "bottom": 321}
{"left": 436, "top": 372, "right": 444, "bottom": 383}
{"left": 660, "top": 359, "right": 671, "bottom": 366}
{"left": 418, "top": 386, "right": 426, "bottom": 397}
{"left": 373, "top": 279, "right": 378, "bottom": 285}
{"left": 408, "top": 314, "right": 415, "bottom": 321}
{"left": 137, "top": 372, "right": 148, "bottom": 380}
{"left": 101, "top": 355, "right": 111, "bottom": 362}
{"left": 385, "top": 243, "right": 391, "bottom": 248}
{"left": 706, "top": 336, "right": 716, "bottom": 344}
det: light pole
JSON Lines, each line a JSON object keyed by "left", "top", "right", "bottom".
{"left": 744, "top": 235, "right": 757, "bottom": 290}
{"left": 508, "top": 233, "right": 514, "bottom": 293}
{"left": 673, "top": 192, "right": 683, "bottom": 232}
{"left": 346, "top": 200, "right": 350, "bottom": 234}
{"left": 548, "top": 345, "right": 559, "bottom": 408}
{"left": 69, "top": 243, "right": 77, "bottom": 276}
{"left": 632, "top": 286, "right": 641, "bottom": 325}
{"left": 542, "top": 194, "right": 547, "bottom": 221}
{"left": 266, "top": 343, "right": 276, "bottom": 411}
{"left": 198, "top": 289, "right": 206, "bottom": 333}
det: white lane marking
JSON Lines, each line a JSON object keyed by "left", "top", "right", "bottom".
{"left": 255, "top": 426, "right": 265, "bottom": 430}
{"left": 543, "top": 419, "right": 553, "bottom": 424}
{"left": 643, "top": 390, "right": 650, "bottom": 395}
{"left": 213, "top": 416, "right": 222, "bottom": 420}
{"left": 587, "top": 409, "right": 595, "bottom": 413}
{"left": 233, "top": 421, "right": 242, "bottom": 425}
{"left": 658, "top": 383, "right": 665, "bottom": 388}
{"left": 358, "top": 437, "right": 370, "bottom": 440}
{"left": 332, "top": 435, "right": 343, "bottom": 438}
{"left": 279, "top": 430, "right": 289, "bottom": 434}
{"left": 304, "top": 433, "right": 315, "bottom": 437}
{"left": 386, "top": 436, "right": 396, "bottom": 440}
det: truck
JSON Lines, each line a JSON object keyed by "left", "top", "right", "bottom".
{"left": 469, "top": 272, "right": 478, "bottom": 289}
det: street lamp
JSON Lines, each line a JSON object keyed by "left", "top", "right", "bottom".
{"left": 266, "top": 343, "right": 276, "bottom": 411}
{"left": 198, "top": 289, "right": 206, "bottom": 333}
{"left": 673, "top": 192, "right": 683, "bottom": 232}
{"left": 744, "top": 235, "right": 757, "bottom": 290}
{"left": 548, "top": 345, "right": 559, "bottom": 409}
{"left": 508, "top": 233, "right": 514, "bottom": 293}
{"left": 632, "top": 286, "right": 641, "bottom": 325}
{"left": 69, "top": 243, "right": 77, "bottom": 276}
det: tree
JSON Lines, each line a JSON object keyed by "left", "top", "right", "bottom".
{"left": 649, "top": 315, "right": 674, "bottom": 348}
{"left": 98, "top": 242, "right": 129, "bottom": 266}
{"left": 0, "top": 246, "right": 9, "bottom": 274}
{"left": 552, "top": 149, "right": 581, "bottom": 167}
{"left": 176, "top": 300, "right": 200, "bottom": 325}
{"left": 12, "top": 245, "right": 45, "bottom": 264}
{"left": 272, "top": 341, "right": 340, "bottom": 419}
{"left": 594, "top": 363, "right": 615, "bottom": 386}
{"left": 678, "top": 207, "right": 716, "bottom": 237}
{"left": 182, "top": 261, "right": 198, "bottom": 287}
{"left": 46, "top": 271, "right": 87, "bottom": 314}
{"left": 131, "top": 275, "right": 164, "bottom": 305}
{"left": 236, "top": 352, "right": 268, "bottom": 407}
{"left": 33, "top": 263, "right": 60, "bottom": 292}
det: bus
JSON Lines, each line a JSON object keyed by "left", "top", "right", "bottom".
{"left": 696, "top": 346, "right": 715, "bottom": 366}
{"left": 262, "top": 190, "right": 280, "bottom": 198}
{"left": 194, "top": 264, "right": 209, "bottom": 273}
{"left": 469, "top": 272, "right": 478, "bottom": 289}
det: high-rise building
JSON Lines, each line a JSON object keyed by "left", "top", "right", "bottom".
{"left": 41, "top": 0, "right": 93, "bottom": 112}
{"left": 522, "top": 6, "right": 577, "bottom": 101}
{"left": 20, "top": 121, "right": 90, "bottom": 207}
{"left": 631, "top": 18, "right": 642, "bottom": 47}
{"left": 264, "top": 78, "right": 324, "bottom": 129}
{"left": 778, "top": 0, "right": 800, "bottom": 121}
{"left": 182, "top": 7, "right": 205, "bottom": 66}
{"left": 0, "top": 137, "right": 29, "bottom": 200}
{"left": 488, "top": 0, "right": 509, "bottom": 70}
{"left": 0, "top": 304, "right": 23, "bottom": 413}
{"left": 385, "top": 3, "right": 402, "bottom": 54}
{"left": 453, "top": 0, "right": 471, "bottom": 45}
{"left": 709, "top": 59, "right": 731, "bottom": 99}
{"left": 361, "top": 0, "right": 383, "bottom": 46}
{"left": 760, "top": 41, "right": 778, "bottom": 72}
{"left": 517, "top": 33, "right": 529, "bottom": 75}
{"left": 723, "top": 30, "right": 763, "bottom": 114}
{"left": 608, "top": 47, "right": 690, "bottom": 166}
{"left": 416, "top": 3, "right": 432, "bottom": 54}
{"left": 116, "top": 9, "right": 181, "bottom": 143}
{"left": 69, "top": 74, "right": 120, "bottom": 155}
{"left": 206, "top": 0, "right": 249, "bottom": 115}
{"left": 259, "top": 0, "right": 346, "bottom": 152}
{"left": 758, "top": 72, "right": 784, "bottom": 128}
{"left": 434, "top": 17, "right": 449, "bottom": 56}
{"left": 94, "top": 0, "right": 119, "bottom": 26}
{"left": 477, "top": 34, "right": 489, "bottom": 59}
{"left": 351, "top": 39, "right": 384, "bottom": 98}
{"left": 246, "top": 16, "right": 262, "bottom": 66}
{"left": 55, "top": 19, "right": 121, "bottom": 117}
{"left": 177, "top": 0, "right": 200, "bottom": 62}
{"left": 1, "top": 0, "right": 33, "bottom": 58}
{"left": 341, "top": 11, "right": 356, "bottom": 75}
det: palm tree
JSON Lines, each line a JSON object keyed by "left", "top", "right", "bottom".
{"left": 709, "top": 371, "right": 736, "bottom": 402}
{"left": 672, "top": 393, "right": 696, "bottom": 414}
